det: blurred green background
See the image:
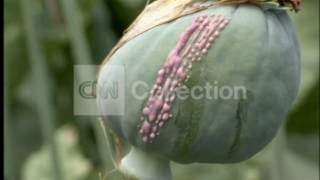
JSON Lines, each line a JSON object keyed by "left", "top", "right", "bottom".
{"left": 4, "top": 0, "right": 319, "bottom": 180}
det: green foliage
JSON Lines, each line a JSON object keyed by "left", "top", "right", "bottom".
{"left": 4, "top": 0, "right": 319, "bottom": 180}
{"left": 22, "top": 126, "right": 92, "bottom": 180}
{"left": 286, "top": 0, "right": 319, "bottom": 135}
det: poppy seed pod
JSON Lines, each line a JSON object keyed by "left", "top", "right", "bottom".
{"left": 97, "top": 1, "right": 301, "bottom": 179}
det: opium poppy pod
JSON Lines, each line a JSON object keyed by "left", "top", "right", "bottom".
{"left": 97, "top": 1, "right": 301, "bottom": 179}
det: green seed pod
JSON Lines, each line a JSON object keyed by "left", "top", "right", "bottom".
{"left": 97, "top": 0, "right": 301, "bottom": 179}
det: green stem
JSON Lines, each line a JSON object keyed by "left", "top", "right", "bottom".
{"left": 4, "top": 87, "right": 16, "bottom": 180}
{"left": 60, "top": 0, "right": 92, "bottom": 65}
{"left": 120, "top": 147, "right": 172, "bottom": 180}
{"left": 20, "top": 1, "right": 64, "bottom": 180}
{"left": 60, "top": 0, "right": 112, "bottom": 171}
{"left": 270, "top": 127, "right": 287, "bottom": 180}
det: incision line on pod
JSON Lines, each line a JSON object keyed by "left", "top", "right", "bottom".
{"left": 139, "top": 14, "right": 230, "bottom": 143}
